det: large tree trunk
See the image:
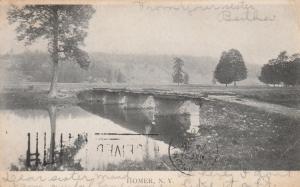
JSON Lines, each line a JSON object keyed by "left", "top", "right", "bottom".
{"left": 48, "top": 105, "right": 57, "bottom": 164}
{"left": 48, "top": 7, "right": 59, "bottom": 98}
{"left": 49, "top": 60, "right": 59, "bottom": 97}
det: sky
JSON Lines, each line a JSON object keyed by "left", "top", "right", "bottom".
{"left": 0, "top": 0, "right": 300, "bottom": 65}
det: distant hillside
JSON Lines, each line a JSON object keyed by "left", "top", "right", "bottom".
{"left": 0, "top": 51, "right": 262, "bottom": 85}
{"left": 90, "top": 52, "right": 261, "bottom": 85}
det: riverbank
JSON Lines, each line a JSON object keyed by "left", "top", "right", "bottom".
{"left": 0, "top": 82, "right": 299, "bottom": 110}
{"left": 0, "top": 88, "right": 79, "bottom": 109}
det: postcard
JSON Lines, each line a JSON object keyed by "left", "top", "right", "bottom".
{"left": 0, "top": 0, "right": 299, "bottom": 186}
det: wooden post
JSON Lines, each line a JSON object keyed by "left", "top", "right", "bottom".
{"left": 60, "top": 133, "right": 63, "bottom": 163}
{"left": 43, "top": 132, "right": 46, "bottom": 165}
{"left": 50, "top": 132, "right": 55, "bottom": 164}
{"left": 35, "top": 132, "right": 39, "bottom": 168}
{"left": 26, "top": 133, "right": 31, "bottom": 168}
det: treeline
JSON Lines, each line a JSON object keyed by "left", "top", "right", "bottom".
{"left": 211, "top": 49, "right": 300, "bottom": 87}
{"left": 173, "top": 49, "right": 300, "bottom": 88}
{"left": 4, "top": 50, "right": 299, "bottom": 87}
{"left": 259, "top": 51, "right": 300, "bottom": 86}
{"left": 4, "top": 51, "right": 126, "bottom": 83}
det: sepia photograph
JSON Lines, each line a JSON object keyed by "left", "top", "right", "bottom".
{"left": 0, "top": 0, "right": 299, "bottom": 186}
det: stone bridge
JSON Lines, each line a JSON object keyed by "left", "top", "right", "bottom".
{"left": 77, "top": 88, "right": 207, "bottom": 114}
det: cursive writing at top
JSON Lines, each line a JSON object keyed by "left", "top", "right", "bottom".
{"left": 219, "top": 10, "right": 276, "bottom": 22}
{"left": 135, "top": 0, "right": 254, "bottom": 14}
{"left": 134, "top": 0, "right": 276, "bottom": 22}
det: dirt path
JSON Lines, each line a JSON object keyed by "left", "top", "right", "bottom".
{"left": 208, "top": 95, "right": 300, "bottom": 119}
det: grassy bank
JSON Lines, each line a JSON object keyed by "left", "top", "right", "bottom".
{"left": 0, "top": 88, "right": 79, "bottom": 110}
{"left": 1, "top": 82, "right": 299, "bottom": 108}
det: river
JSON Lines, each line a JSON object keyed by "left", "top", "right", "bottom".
{"left": 0, "top": 94, "right": 299, "bottom": 171}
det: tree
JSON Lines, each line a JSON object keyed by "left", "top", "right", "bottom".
{"left": 172, "top": 57, "right": 184, "bottom": 85}
{"left": 278, "top": 52, "right": 299, "bottom": 86}
{"left": 259, "top": 63, "right": 280, "bottom": 86}
{"left": 214, "top": 52, "right": 234, "bottom": 87}
{"left": 296, "top": 58, "right": 300, "bottom": 85}
{"left": 8, "top": 5, "right": 95, "bottom": 97}
{"left": 259, "top": 51, "right": 300, "bottom": 86}
{"left": 227, "top": 49, "right": 247, "bottom": 86}
{"left": 214, "top": 49, "right": 247, "bottom": 87}
{"left": 259, "top": 52, "right": 286, "bottom": 86}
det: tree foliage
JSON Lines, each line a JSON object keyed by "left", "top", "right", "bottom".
{"left": 259, "top": 51, "right": 300, "bottom": 86}
{"left": 259, "top": 63, "right": 280, "bottom": 85}
{"left": 7, "top": 5, "right": 95, "bottom": 96}
{"left": 172, "top": 57, "right": 185, "bottom": 85}
{"left": 214, "top": 49, "right": 247, "bottom": 86}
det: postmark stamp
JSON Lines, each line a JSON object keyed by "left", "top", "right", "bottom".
{"left": 168, "top": 129, "right": 219, "bottom": 175}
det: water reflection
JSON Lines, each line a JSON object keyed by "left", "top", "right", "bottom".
{"left": 10, "top": 104, "right": 88, "bottom": 171}
{"left": 79, "top": 103, "right": 198, "bottom": 147}
{"left": 2, "top": 92, "right": 299, "bottom": 171}
{"left": 3, "top": 102, "right": 192, "bottom": 171}
{"left": 12, "top": 132, "right": 87, "bottom": 171}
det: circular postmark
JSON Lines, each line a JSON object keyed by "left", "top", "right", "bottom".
{"left": 168, "top": 129, "right": 219, "bottom": 175}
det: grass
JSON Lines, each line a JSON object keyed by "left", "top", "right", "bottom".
{"left": 1, "top": 82, "right": 299, "bottom": 108}
{"left": 0, "top": 88, "right": 79, "bottom": 110}
{"left": 160, "top": 99, "right": 300, "bottom": 170}
{"left": 194, "top": 99, "right": 300, "bottom": 170}
{"left": 149, "top": 84, "right": 300, "bottom": 107}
